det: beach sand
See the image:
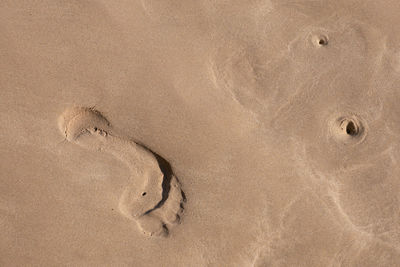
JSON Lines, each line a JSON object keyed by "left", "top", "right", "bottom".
{"left": 1, "top": 0, "right": 400, "bottom": 266}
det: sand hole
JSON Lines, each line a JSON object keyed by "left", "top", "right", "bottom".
{"left": 345, "top": 121, "right": 358, "bottom": 135}
{"left": 340, "top": 119, "right": 359, "bottom": 136}
{"left": 312, "top": 34, "right": 328, "bottom": 47}
{"left": 318, "top": 39, "right": 327, "bottom": 46}
{"left": 142, "top": 192, "right": 147, "bottom": 196}
{"left": 330, "top": 115, "right": 366, "bottom": 145}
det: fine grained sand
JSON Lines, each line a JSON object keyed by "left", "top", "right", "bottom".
{"left": 1, "top": 0, "right": 400, "bottom": 266}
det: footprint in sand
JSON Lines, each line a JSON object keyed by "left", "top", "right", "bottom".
{"left": 58, "top": 107, "right": 185, "bottom": 237}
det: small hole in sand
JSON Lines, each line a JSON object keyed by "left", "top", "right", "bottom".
{"left": 346, "top": 121, "right": 358, "bottom": 136}
{"left": 312, "top": 34, "right": 328, "bottom": 47}
{"left": 333, "top": 116, "right": 365, "bottom": 144}
{"left": 94, "top": 127, "right": 98, "bottom": 131}
{"left": 142, "top": 192, "right": 147, "bottom": 196}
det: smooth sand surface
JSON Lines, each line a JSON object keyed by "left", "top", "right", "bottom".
{"left": 1, "top": 0, "right": 400, "bottom": 266}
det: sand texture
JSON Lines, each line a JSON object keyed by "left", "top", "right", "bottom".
{"left": 1, "top": 0, "right": 400, "bottom": 266}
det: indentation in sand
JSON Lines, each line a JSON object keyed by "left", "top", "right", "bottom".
{"left": 329, "top": 114, "right": 367, "bottom": 145}
{"left": 59, "top": 107, "right": 185, "bottom": 237}
{"left": 312, "top": 33, "right": 329, "bottom": 47}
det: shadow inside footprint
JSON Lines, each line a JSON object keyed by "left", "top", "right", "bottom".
{"left": 140, "top": 146, "right": 186, "bottom": 215}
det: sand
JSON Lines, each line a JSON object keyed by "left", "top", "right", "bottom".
{"left": 1, "top": 0, "right": 400, "bottom": 266}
